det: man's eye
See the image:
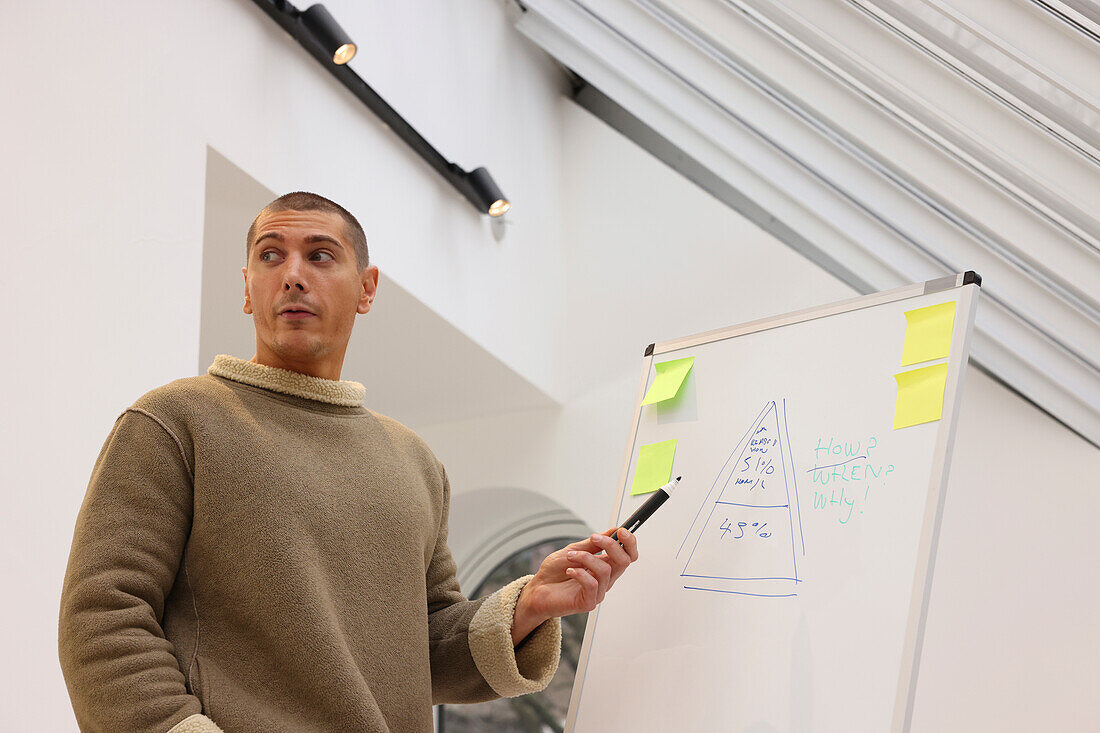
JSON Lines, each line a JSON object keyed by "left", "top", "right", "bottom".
{"left": 260, "top": 251, "right": 278, "bottom": 262}
{"left": 312, "top": 251, "right": 335, "bottom": 261}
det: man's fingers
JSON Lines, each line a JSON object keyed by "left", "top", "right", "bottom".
{"left": 591, "top": 527, "right": 639, "bottom": 566}
{"left": 566, "top": 567, "right": 599, "bottom": 609}
{"left": 563, "top": 525, "right": 621, "bottom": 553}
{"left": 561, "top": 526, "right": 638, "bottom": 597}
{"left": 556, "top": 524, "right": 641, "bottom": 611}
{"left": 566, "top": 550, "right": 612, "bottom": 592}
{"left": 563, "top": 536, "right": 603, "bottom": 554}
{"left": 617, "top": 527, "right": 639, "bottom": 563}
{"left": 587, "top": 533, "right": 631, "bottom": 579}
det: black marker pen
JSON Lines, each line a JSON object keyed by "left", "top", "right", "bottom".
{"left": 611, "top": 476, "right": 681, "bottom": 544}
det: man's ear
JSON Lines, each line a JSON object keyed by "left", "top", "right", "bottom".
{"left": 358, "top": 265, "right": 380, "bottom": 315}
{"left": 242, "top": 266, "right": 253, "bottom": 315}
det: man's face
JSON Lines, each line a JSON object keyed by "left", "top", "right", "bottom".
{"left": 243, "top": 208, "right": 378, "bottom": 379}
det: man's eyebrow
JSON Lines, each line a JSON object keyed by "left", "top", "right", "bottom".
{"left": 304, "top": 234, "right": 346, "bottom": 249}
{"left": 254, "top": 231, "right": 283, "bottom": 246}
{"left": 254, "top": 232, "right": 346, "bottom": 249}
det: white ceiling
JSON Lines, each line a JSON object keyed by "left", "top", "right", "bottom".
{"left": 514, "top": 0, "right": 1100, "bottom": 445}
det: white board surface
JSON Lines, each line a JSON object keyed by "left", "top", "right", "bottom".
{"left": 567, "top": 277, "right": 980, "bottom": 733}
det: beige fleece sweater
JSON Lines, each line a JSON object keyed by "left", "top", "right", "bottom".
{"left": 59, "top": 355, "right": 561, "bottom": 732}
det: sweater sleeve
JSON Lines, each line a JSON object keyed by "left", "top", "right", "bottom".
{"left": 59, "top": 409, "right": 221, "bottom": 733}
{"left": 425, "top": 466, "right": 561, "bottom": 704}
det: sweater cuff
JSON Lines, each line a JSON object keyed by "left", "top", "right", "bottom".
{"left": 167, "top": 713, "right": 223, "bottom": 733}
{"left": 468, "top": 574, "right": 562, "bottom": 698}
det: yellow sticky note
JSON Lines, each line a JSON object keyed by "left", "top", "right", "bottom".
{"left": 641, "top": 357, "right": 695, "bottom": 405}
{"left": 900, "top": 301, "right": 956, "bottom": 366}
{"left": 893, "top": 363, "right": 949, "bottom": 429}
{"left": 630, "top": 439, "right": 677, "bottom": 495}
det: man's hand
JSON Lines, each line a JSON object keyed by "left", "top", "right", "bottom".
{"left": 510, "top": 527, "right": 639, "bottom": 646}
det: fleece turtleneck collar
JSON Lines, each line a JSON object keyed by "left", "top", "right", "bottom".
{"left": 207, "top": 354, "right": 366, "bottom": 407}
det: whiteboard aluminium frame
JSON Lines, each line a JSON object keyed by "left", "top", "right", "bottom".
{"left": 564, "top": 272, "right": 982, "bottom": 733}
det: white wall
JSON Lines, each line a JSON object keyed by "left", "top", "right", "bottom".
{"left": 423, "top": 99, "right": 858, "bottom": 526}
{"left": 915, "top": 365, "right": 1100, "bottom": 731}
{"left": 2, "top": 1, "right": 1096, "bottom": 730}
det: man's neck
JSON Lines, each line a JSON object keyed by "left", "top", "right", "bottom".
{"left": 250, "top": 351, "right": 344, "bottom": 381}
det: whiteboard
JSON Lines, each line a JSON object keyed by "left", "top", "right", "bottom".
{"left": 567, "top": 275, "right": 980, "bottom": 733}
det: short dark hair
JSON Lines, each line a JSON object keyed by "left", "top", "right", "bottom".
{"left": 246, "top": 191, "right": 369, "bottom": 269}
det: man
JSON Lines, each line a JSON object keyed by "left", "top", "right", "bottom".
{"left": 58, "top": 192, "right": 639, "bottom": 732}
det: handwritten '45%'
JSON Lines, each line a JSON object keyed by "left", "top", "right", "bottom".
{"left": 719, "top": 518, "right": 772, "bottom": 539}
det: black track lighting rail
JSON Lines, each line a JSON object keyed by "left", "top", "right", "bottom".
{"left": 251, "top": 0, "right": 509, "bottom": 216}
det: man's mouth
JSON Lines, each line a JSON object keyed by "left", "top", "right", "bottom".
{"left": 279, "top": 307, "right": 316, "bottom": 319}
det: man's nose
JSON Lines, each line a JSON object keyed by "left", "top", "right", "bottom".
{"left": 282, "top": 254, "right": 308, "bottom": 291}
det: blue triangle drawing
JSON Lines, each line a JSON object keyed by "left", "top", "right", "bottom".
{"left": 676, "top": 400, "right": 805, "bottom": 598}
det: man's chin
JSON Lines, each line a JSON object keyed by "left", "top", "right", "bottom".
{"left": 269, "top": 335, "right": 326, "bottom": 360}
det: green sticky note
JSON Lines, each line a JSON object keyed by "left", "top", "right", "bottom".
{"left": 900, "top": 301, "right": 956, "bottom": 366}
{"left": 630, "top": 439, "right": 677, "bottom": 495}
{"left": 641, "top": 357, "right": 695, "bottom": 405}
{"left": 893, "top": 363, "right": 949, "bottom": 429}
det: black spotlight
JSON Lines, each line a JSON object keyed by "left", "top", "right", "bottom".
{"left": 300, "top": 4, "right": 357, "bottom": 65}
{"left": 467, "top": 167, "right": 510, "bottom": 217}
